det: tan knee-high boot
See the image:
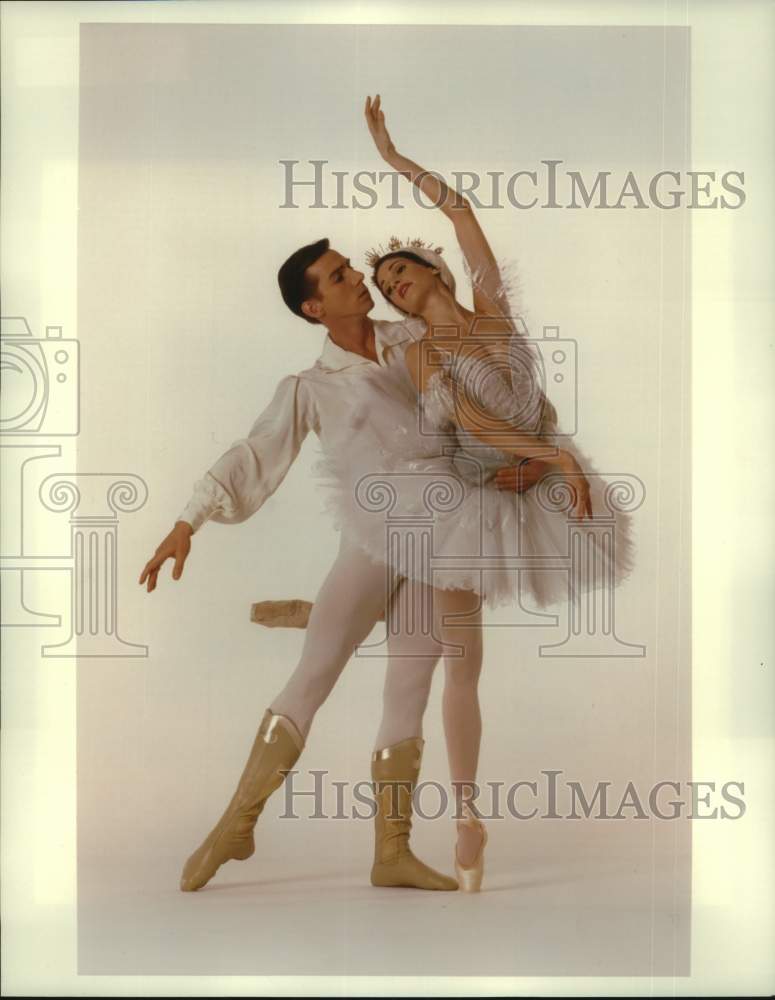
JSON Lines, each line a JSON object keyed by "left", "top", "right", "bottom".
{"left": 180, "top": 709, "right": 304, "bottom": 892}
{"left": 371, "top": 737, "right": 458, "bottom": 891}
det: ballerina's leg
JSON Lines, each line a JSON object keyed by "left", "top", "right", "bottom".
{"left": 436, "top": 588, "right": 486, "bottom": 868}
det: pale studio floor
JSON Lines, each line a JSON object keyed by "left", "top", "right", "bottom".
{"left": 78, "top": 815, "right": 690, "bottom": 978}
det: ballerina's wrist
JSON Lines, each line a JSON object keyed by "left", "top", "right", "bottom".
{"left": 553, "top": 449, "right": 578, "bottom": 473}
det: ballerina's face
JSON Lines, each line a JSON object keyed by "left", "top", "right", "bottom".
{"left": 375, "top": 254, "right": 439, "bottom": 314}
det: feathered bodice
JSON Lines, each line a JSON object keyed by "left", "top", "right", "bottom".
{"left": 415, "top": 338, "right": 559, "bottom": 484}
{"left": 314, "top": 330, "right": 635, "bottom": 610}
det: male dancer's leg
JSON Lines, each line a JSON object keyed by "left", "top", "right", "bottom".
{"left": 180, "top": 533, "right": 394, "bottom": 891}
{"left": 374, "top": 585, "right": 485, "bottom": 867}
{"left": 270, "top": 533, "right": 397, "bottom": 738}
{"left": 373, "top": 577, "right": 443, "bottom": 749}
{"left": 373, "top": 585, "right": 482, "bottom": 756}
{"left": 368, "top": 577, "right": 458, "bottom": 891}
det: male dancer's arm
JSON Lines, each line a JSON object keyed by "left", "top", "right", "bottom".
{"left": 139, "top": 374, "right": 313, "bottom": 591}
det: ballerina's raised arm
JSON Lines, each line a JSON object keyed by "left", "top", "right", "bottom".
{"left": 365, "top": 95, "right": 593, "bottom": 520}
{"left": 365, "top": 94, "right": 510, "bottom": 318}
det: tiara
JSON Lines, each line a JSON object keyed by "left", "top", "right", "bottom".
{"left": 365, "top": 236, "right": 445, "bottom": 269}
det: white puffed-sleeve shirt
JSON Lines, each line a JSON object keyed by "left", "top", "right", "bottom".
{"left": 175, "top": 317, "right": 425, "bottom": 534}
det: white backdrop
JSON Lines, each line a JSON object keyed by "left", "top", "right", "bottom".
{"left": 73, "top": 22, "right": 691, "bottom": 978}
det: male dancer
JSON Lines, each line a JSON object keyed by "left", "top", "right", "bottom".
{"left": 139, "top": 239, "right": 542, "bottom": 893}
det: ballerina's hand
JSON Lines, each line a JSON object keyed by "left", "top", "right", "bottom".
{"left": 365, "top": 94, "right": 396, "bottom": 160}
{"left": 558, "top": 451, "right": 594, "bottom": 520}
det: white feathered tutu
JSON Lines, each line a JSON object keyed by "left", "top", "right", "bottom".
{"left": 314, "top": 329, "right": 637, "bottom": 611}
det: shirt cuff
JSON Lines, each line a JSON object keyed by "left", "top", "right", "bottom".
{"left": 175, "top": 474, "right": 237, "bottom": 534}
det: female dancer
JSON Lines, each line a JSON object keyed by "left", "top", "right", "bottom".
{"left": 318, "top": 96, "right": 635, "bottom": 890}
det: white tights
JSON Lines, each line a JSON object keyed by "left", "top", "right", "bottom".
{"left": 269, "top": 537, "right": 484, "bottom": 821}
{"left": 269, "top": 537, "right": 392, "bottom": 737}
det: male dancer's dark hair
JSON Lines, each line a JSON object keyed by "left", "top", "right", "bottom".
{"left": 277, "top": 237, "right": 330, "bottom": 324}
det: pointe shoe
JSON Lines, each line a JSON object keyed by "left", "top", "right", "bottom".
{"left": 370, "top": 738, "right": 458, "bottom": 891}
{"left": 180, "top": 709, "right": 304, "bottom": 892}
{"left": 454, "top": 800, "right": 488, "bottom": 893}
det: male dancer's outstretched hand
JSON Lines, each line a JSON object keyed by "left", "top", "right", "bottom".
{"left": 139, "top": 521, "right": 193, "bottom": 592}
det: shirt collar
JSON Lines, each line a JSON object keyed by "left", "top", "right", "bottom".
{"left": 317, "top": 318, "right": 424, "bottom": 372}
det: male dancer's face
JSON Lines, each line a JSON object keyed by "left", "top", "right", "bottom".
{"left": 301, "top": 249, "right": 374, "bottom": 325}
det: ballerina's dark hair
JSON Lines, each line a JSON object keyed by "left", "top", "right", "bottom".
{"left": 371, "top": 250, "right": 437, "bottom": 314}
